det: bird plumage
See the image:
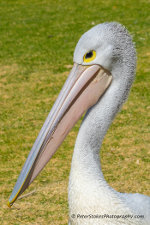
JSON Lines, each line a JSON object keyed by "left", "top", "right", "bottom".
{"left": 68, "top": 22, "right": 150, "bottom": 225}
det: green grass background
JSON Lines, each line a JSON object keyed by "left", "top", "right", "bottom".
{"left": 0, "top": 0, "right": 150, "bottom": 224}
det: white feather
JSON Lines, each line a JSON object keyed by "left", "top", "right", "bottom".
{"left": 68, "top": 22, "right": 150, "bottom": 225}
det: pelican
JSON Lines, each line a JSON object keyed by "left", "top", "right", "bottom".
{"left": 8, "top": 22, "right": 150, "bottom": 224}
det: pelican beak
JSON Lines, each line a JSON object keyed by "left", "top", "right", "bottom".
{"left": 8, "top": 63, "right": 112, "bottom": 207}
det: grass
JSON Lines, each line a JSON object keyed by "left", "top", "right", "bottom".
{"left": 0, "top": 0, "right": 150, "bottom": 224}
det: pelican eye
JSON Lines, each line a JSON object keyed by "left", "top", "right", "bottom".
{"left": 83, "top": 50, "right": 96, "bottom": 63}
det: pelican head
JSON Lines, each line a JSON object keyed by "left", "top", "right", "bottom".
{"left": 8, "top": 22, "right": 136, "bottom": 207}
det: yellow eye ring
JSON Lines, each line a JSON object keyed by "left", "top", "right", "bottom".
{"left": 83, "top": 50, "right": 96, "bottom": 63}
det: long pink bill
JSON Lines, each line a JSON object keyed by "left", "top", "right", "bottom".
{"left": 8, "top": 63, "right": 112, "bottom": 207}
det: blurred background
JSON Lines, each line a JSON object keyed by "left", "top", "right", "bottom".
{"left": 0, "top": 0, "right": 149, "bottom": 224}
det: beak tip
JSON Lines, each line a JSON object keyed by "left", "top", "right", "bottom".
{"left": 7, "top": 201, "right": 12, "bottom": 208}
